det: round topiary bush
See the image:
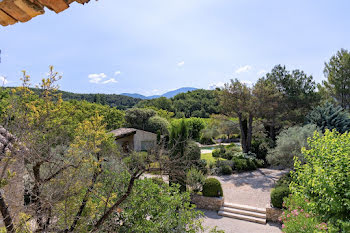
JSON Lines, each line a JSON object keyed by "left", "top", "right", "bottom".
{"left": 271, "top": 186, "right": 290, "bottom": 208}
{"left": 220, "top": 165, "right": 232, "bottom": 175}
{"left": 202, "top": 178, "right": 223, "bottom": 197}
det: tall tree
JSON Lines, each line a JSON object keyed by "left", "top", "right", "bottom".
{"left": 323, "top": 48, "right": 350, "bottom": 109}
{"left": 263, "top": 65, "right": 319, "bottom": 124}
{"left": 253, "top": 78, "right": 283, "bottom": 141}
{"left": 219, "top": 79, "right": 254, "bottom": 153}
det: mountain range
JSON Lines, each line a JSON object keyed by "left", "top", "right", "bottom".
{"left": 121, "top": 87, "right": 198, "bottom": 99}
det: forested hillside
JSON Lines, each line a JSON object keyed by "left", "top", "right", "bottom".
{"left": 5, "top": 87, "right": 142, "bottom": 110}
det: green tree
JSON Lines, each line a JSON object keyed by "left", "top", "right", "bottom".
{"left": 306, "top": 102, "right": 350, "bottom": 134}
{"left": 323, "top": 48, "right": 350, "bottom": 109}
{"left": 125, "top": 108, "right": 156, "bottom": 130}
{"left": 219, "top": 79, "right": 254, "bottom": 153}
{"left": 263, "top": 65, "right": 319, "bottom": 124}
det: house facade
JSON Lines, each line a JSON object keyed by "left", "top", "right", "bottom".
{"left": 110, "top": 128, "right": 157, "bottom": 152}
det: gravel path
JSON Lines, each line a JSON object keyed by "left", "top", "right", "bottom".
{"left": 201, "top": 209, "right": 282, "bottom": 233}
{"left": 211, "top": 168, "right": 289, "bottom": 208}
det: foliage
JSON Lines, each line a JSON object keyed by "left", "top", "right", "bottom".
{"left": 275, "top": 172, "right": 292, "bottom": 188}
{"left": 125, "top": 108, "right": 157, "bottom": 130}
{"left": 271, "top": 186, "right": 290, "bottom": 208}
{"left": 186, "top": 168, "right": 206, "bottom": 192}
{"left": 232, "top": 156, "right": 257, "bottom": 172}
{"left": 184, "top": 140, "right": 201, "bottom": 161}
{"left": 147, "top": 115, "right": 170, "bottom": 134}
{"left": 212, "top": 146, "right": 226, "bottom": 158}
{"left": 219, "top": 79, "right": 254, "bottom": 153}
{"left": 306, "top": 102, "right": 350, "bottom": 134}
{"left": 113, "top": 179, "right": 203, "bottom": 232}
{"left": 171, "top": 117, "right": 206, "bottom": 141}
{"left": 202, "top": 178, "right": 223, "bottom": 197}
{"left": 267, "top": 124, "right": 318, "bottom": 168}
{"left": 262, "top": 64, "right": 320, "bottom": 124}
{"left": 289, "top": 130, "right": 350, "bottom": 230}
{"left": 251, "top": 137, "right": 270, "bottom": 161}
{"left": 136, "top": 89, "right": 219, "bottom": 118}
{"left": 8, "top": 87, "right": 141, "bottom": 110}
{"left": 200, "top": 153, "right": 225, "bottom": 164}
{"left": 281, "top": 195, "right": 338, "bottom": 233}
{"left": 323, "top": 48, "right": 350, "bottom": 109}
{"left": 220, "top": 165, "right": 232, "bottom": 175}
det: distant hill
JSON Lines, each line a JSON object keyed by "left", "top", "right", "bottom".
{"left": 121, "top": 87, "right": 198, "bottom": 99}
{"left": 5, "top": 87, "right": 142, "bottom": 110}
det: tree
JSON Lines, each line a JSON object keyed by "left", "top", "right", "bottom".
{"left": 219, "top": 79, "right": 254, "bottom": 153}
{"left": 125, "top": 108, "right": 156, "bottom": 130}
{"left": 0, "top": 68, "right": 203, "bottom": 232}
{"left": 253, "top": 78, "right": 283, "bottom": 141}
{"left": 323, "top": 48, "right": 350, "bottom": 109}
{"left": 263, "top": 65, "right": 319, "bottom": 124}
{"left": 146, "top": 115, "right": 170, "bottom": 134}
{"left": 306, "top": 102, "right": 350, "bottom": 134}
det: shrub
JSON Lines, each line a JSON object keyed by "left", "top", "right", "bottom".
{"left": 306, "top": 102, "right": 350, "bottom": 134}
{"left": 221, "top": 151, "right": 234, "bottom": 160}
{"left": 199, "top": 135, "right": 215, "bottom": 145}
{"left": 151, "top": 177, "right": 167, "bottom": 186}
{"left": 251, "top": 138, "right": 270, "bottom": 161}
{"left": 271, "top": 186, "right": 290, "bottom": 209}
{"left": 232, "top": 157, "right": 248, "bottom": 172}
{"left": 288, "top": 130, "right": 350, "bottom": 230}
{"left": 202, "top": 178, "right": 223, "bottom": 197}
{"left": 276, "top": 172, "right": 292, "bottom": 188}
{"left": 184, "top": 140, "right": 201, "bottom": 161}
{"left": 186, "top": 168, "right": 206, "bottom": 193}
{"left": 267, "top": 124, "right": 318, "bottom": 168}
{"left": 220, "top": 165, "right": 232, "bottom": 175}
{"left": 212, "top": 149, "right": 221, "bottom": 158}
{"left": 195, "top": 159, "right": 208, "bottom": 175}
{"left": 253, "top": 159, "right": 265, "bottom": 168}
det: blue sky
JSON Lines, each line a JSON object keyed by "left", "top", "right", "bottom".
{"left": 1, "top": 0, "right": 350, "bottom": 95}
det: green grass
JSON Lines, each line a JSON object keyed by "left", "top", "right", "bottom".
{"left": 201, "top": 153, "right": 226, "bottom": 163}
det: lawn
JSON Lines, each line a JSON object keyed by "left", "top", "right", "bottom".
{"left": 201, "top": 152, "right": 226, "bottom": 163}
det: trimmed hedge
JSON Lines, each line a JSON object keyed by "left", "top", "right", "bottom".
{"left": 202, "top": 178, "right": 223, "bottom": 197}
{"left": 271, "top": 186, "right": 290, "bottom": 208}
{"left": 221, "top": 165, "right": 232, "bottom": 175}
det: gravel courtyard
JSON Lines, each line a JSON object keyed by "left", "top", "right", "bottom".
{"left": 201, "top": 168, "right": 288, "bottom": 232}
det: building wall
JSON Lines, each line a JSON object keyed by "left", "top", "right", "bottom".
{"left": 115, "top": 134, "right": 134, "bottom": 153}
{"left": 133, "top": 130, "right": 157, "bottom": 152}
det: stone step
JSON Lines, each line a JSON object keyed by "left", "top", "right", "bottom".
{"left": 218, "top": 210, "right": 267, "bottom": 224}
{"left": 223, "top": 202, "right": 266, "bottom": 214}
{"left": 220, "top": 206, "right": 266, "bottom": 219}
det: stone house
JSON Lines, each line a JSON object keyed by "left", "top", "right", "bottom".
{"left": 110, "top": 128, "right": 157, "bottom": 153}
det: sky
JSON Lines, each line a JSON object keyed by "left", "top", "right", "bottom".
{"left": 1, "top": 0, "right": 350, "bottom": 96}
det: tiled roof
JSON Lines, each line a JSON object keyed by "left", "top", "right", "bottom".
{"left": 0, "top": 0, "right": 91, "bottom": 26}
{"left": 109, "top": 128, "right": 137, "bottom": 139}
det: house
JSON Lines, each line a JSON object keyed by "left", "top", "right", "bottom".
{"left": 110, "top": 128, "right": 157, "bottom": 152}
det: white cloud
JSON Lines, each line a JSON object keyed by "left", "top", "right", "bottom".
{"left": 88, "top": 73, "right": 118, "bottom": 84}
{"left": 257, "top": 69, "right": 267, "bottom": 76}
{"left": 235, "top": 65, "right": 252, "bottom": 74}
{"left": 0, "top": 76, "right": 8, "bottom": 85}
{"left": 208, "top": 81, "right": 225, "bottom": 90}
{"left": 177, "top": 61, "right": 185, "bottom": 67}
{"left": 114, "top": 71, "right": 121, "bottom": 76}
{"left": 102, "top": 78, "right": 118, "bottom": 84}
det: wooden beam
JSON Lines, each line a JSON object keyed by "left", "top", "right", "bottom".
{"left": 0, "top": 9, "right": 17, "bottom": 26}
{"left": 0, "top": 0, "right": 32, "bottom": 22}
{"left": 37, "top": 0, "right": 69, "bottom": 13}
{"left": 13, "top": 0, "right": 44, "bottom": 18}
{"left": 75, "top": 0, "right": 90, "bottom": 4}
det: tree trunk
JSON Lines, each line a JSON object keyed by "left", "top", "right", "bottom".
{"left": 246, "top": 113, "right": 253, "bottom": 152}
{"left": 238, "top": 114, "right": 248, "bottom": 153}
{"left": 0, "top": 192, "right": 15, "bottom": 233}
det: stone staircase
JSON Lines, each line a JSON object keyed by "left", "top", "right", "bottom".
{"left": 218, "top": 202, "right": 266, "bottom": 224}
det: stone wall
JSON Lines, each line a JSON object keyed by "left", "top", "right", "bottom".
{"left": 266, "top": 206, "right": 283, "bottom": 222}
{"left": 191, "top": 194, "right": 224, "bottom": 211}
